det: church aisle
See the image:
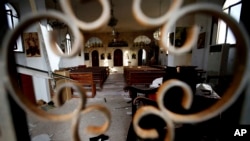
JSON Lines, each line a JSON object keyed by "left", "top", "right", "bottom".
{"left": 28, "top": 73, "right": 132, "bottom": 141}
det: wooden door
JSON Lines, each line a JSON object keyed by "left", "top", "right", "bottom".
{"left": 91, "top": 50, "right": 99, "bottom": 66}
{"left": 113, "top": 49, "right": 123, "bottom": 66}
{"left": 138, "top": 49, "right": 143, "bottom": 66}
{"left": 19, "top": 74, "right": 36, "bottom": 104}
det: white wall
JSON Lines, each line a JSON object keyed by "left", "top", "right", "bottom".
{"left": 59, "top": 56, "right": 84, "bottom": 68}
{"left": 167, "top": 12, "right": 194, "bottom": 66}
{"left": 12, "top": 0, "right": 86, "bottom": 102}
{"left": 191, "top": 9, "right": 213, "bottom": 70}
{"left": 40, "top": 25, "right": 61, "bottom": 71}
{"left": 49, "top": 27, "right": 85, "bottom": 69}
{"left": 11, "top": 0, "right": 52, "bottom": 102}
{"left": 158, "top": 50, "right": 168, "bottom": 65}
{"left": 174, "top": 53, "right": 192, "bottom": 66}
{"left": 190, "top": 0, "right": 225, "bottom": 70}
{"left": 166, "top": 0, "right": 224, "bottom": 69}
{"left": 167, "top": 53, "right": 192, "bottom": 66}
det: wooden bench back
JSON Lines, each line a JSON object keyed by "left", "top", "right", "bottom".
{"left": 69, "top": 72, "right": 94, "bottom": 85}
{"left": 127, "top": 71, "right": 165, "bottom": 85}
{"left": 69, "top": 67, "right": 109, "bottom": 89}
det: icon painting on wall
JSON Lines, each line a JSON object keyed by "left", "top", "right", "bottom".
{"left": 23, "top": 32, "right": 41, "bottom": 57}
{"left": 197, "top": 32, "right": 206, "bottom": 49}
{"left": 108, "top": 53, "right": 112, "bottom": 60}
{"left": 101, "top": 53, "right": 105, "bottom": 60}
{"left": 132, "top": 53, "right": 136, "bottom": 59}
{"left": 84, "top": 53, "right": 89, "bottom": 60}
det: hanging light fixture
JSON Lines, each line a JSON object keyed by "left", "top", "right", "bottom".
{"left": 153, "top": 28, "right": 161, "bottom": 40}
{"left": 48, "top": 0, "right": 66, "bottom": 29}
{"left": 107, "top": 0, "right": 128, "bottom": 47}
{"left": 153, "top": 0, "right": 162, "bottom": 40}
{"left": 108, "top": 0, "right": 118, "bottom": 38}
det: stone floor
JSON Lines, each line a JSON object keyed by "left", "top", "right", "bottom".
{"left": 28, "top": 73, "right": 132, "bottom": 141}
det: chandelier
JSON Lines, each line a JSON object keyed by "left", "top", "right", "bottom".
{"left": 153, "top": 0, "right": 162, "bottom": 40}
{"left": 108, "top": 0, "right": 118, "bottom": 40}
{"left": 108, "top": 0, "right": 118, "bottom": 28}
{"left": 153, "top": 28, "right": 161, "bottom": 40}
{"left": 48, "top": 0, "right": 66, "bottom": 29}
{"left": 107, "top": 0, "right": 128, "bottom": 47}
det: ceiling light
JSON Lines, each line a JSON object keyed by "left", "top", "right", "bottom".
{"left": 153, "top": 0, "right": 162, "bottom": 40}
{"left": 107, "top": 0, "right": 128, "bottom": 47}
{"left": 48, "top": 0, "right": 66, "bottom": 29}
{"left": 153, "top": 28, "right": 161, "bottom": 40}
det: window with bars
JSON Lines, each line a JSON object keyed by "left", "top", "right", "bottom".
{"left": 216, "top": 0, "right": 242, "bottom": 44}
{"left": 65, "top": 33, "right": 72, "bottom": 54}
{"left": 5, "top": 3, "right": 24, "bottom": 52}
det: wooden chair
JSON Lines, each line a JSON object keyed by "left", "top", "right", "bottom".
{"left": 70, "top": 72, "right": 96, "bottom": 98}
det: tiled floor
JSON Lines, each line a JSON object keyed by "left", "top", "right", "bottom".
{"left": 28, "top": 73, "right": 132, "bottom": 141}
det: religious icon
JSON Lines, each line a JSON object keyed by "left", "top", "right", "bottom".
{"left": 108, "top": 53, "right": 112, "bottom": 60}
{"left": 132, "top": 53, "right": 136, "bottom": 59}
{"left": 101, "top": 53, "right": 105, "bottom": 60}
{"left": 23, "top": 32, "right": 41, "bottom": 57}
{"left": 197, "top": 32, "right": 206, "bottom": 49}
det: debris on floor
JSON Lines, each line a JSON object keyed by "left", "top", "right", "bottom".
{"left": 31, "top": 134, "right": 52, "bottom": 141}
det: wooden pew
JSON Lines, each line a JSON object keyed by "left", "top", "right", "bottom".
{"left": 124, "top": 66, "right": 165, "bottom": 87}
{"left": 54, "top": 70, "right": 72, "bottom": 102}
{"left": 70, "top": 66, "right": 109, "bottom": 89}
{"left": 69, "top": 72, "right": 96, "bottom": 98}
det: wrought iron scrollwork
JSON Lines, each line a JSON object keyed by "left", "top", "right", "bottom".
{"left": 1, "top": 8, "right": 111, "bottom": 141}
{"left": 0, "top": 0, "right": 249, "bottom": 141}
{"left": 132, "top": 1, "right": 250, "bottom": 141}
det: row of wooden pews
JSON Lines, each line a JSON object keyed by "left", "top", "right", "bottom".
{"left": 69, "top": 66, "right": 109, "bottom": 89}
{"left": 54, "top": 66, "right": 109, "bottom": 99}
{"left": 123, "top": 66, "right": 165, "bottom": 87}
{"left": 69, "top": 72, "right": 96, "bottom": 98}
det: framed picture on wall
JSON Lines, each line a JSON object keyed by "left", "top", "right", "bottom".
{"left": 197, "top": 32, "right": 206, "bottom": 49}
{"left": 23, "top": 32, "right": 41, "bottom": 57}
{"left": 84, "top": 53, "right": 89, "bottom": 60}
{"left": 132, "top": 53, "right": 136, "bottom": 59}
{"left": 169, "top": 27, "right": 188, "bottom": 47}
{"left": 107, "top": 53, "right": 112, "bottom": 60}
{"left": 101, "top": 53, "right": 105, "bottom": 60}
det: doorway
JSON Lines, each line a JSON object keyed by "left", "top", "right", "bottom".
{"left": 92, "top": 50, "right": 99, "bottom": 66}
{"left": 138, "top": 49, "right": 146, "bottom": 66}
{"left": 113, "top": 49, "right": 123, "bottom": 66}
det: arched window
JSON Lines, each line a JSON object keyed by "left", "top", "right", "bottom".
{"left": 5, "top": 3, "right": 18, "bottom": 29}
{"left": 65, "top": 33, "right": 72, "bottom": 54}
{"left": 5, "top": 3, "right": 23, "bottom": 52}
{"left": 216, "top": 0, "right": 242, "bottom": 44}
{"left": 142, "top": 49, "right": 146, "bottom": 60}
